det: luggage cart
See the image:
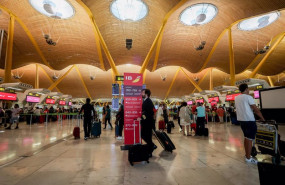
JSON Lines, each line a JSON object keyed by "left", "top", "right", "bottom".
{"left": 254, "top": 120, "right": 281, "bottom": 164}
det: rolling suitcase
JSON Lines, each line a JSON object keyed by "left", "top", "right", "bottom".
{"left": 128, "top": 120, "right": 150, "bottom": 166}
{"left": 167, "top": 123, "right": 172, "bottom": 134}
{"left": 203, "top": 128, "right": 209, "bottom": 137}
{"left": 73, "top": 117, "right": 80, "bottom": 139}
{"left": 159, "top": 120, "right": 165, "bottom": 130}
{"left": 153, "top": 130, "right": 176, "bottom": 152}
{"left": 91, "top": 119, "right": 101, "bottom": 138}
{"left": 168, "top": 121, "right": 175, "bottom": 128}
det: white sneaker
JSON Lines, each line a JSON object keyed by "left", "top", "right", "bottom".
{"left": 179, "top": 128, "right": 182, "bottom": 132}
{"left": 245, "top": 157, "right": 258, "bottom": 164}
{"left": 117, "top": 136, "right": 123, "bottom": 140}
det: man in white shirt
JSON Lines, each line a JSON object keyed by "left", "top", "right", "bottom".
{"left": 235, "top": 84, "right": 265, "bottom": 164}
{"left": 6, "top": 104, "right": 21, "bottom": 129}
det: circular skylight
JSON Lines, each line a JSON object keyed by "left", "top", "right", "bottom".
{"left": 238, "top": 12, "right": 280, "bottom": 31}
{"left": 29, "top": 0, "right": 75, "bottom": 19}
{"left": 180, "top": 3, "right": 218, "bottom": 26}
{"left": 110, "top": 0, "right": 148, "bottom": 22}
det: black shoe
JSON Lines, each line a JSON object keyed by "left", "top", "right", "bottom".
{"left": 84, "top": 137, "right": 87, "bottom": 140}
{"left": 15, "top": 126, "right": 19, "bottom": 129}
{"left": 153, "top": 145, "right": 157, "bottom": 150}
{"left": 103, "top": 128, "right": 106, "bottom": 129}
{"left": 148, "top": 153, "right": 153, "bottom": 158}
{"left": 5, "top": 127, "right": 11, "bottom": 130}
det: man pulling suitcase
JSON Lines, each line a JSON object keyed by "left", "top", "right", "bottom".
{"left": 79, "top": 98, "right": 96, "bottom": 140}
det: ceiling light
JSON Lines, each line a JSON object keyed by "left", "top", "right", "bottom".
{"left": 180, "top": 3, "right": 218, "bottom": 26}
{"left": 110, "top": 0, "right": 148, "bottom": 22}
{"left": 29, "top": 0, "right": 75, "bottom": 19}
{"left": 238, "top": 12, "right": 280, "bottom": 31}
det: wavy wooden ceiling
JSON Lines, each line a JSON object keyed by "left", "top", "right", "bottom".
{"left": 0, "top": 0, "right": 284, "bottom": 99}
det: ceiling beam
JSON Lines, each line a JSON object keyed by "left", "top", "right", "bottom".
{"left": 74, "top": 65, "right": 92, "bottom": 99}
{"left": 267, "top": 76, "right": 274, "bottom": 87}
{"left": 4, "top": 15, "right": 14, "bottom": 83}
{"left": 140, "top": 0, "right": 189, "bottom": 74}
{"left": 228, "top": 28, "right": 235, "bottom": 86}
{"left": 192, "top": 68, "right": 210, "bottom": 93}
{"left": 152, "top": 26, "right": 165, "bottom": 72}
{"left": 48, "top": 65, "right": 76, "bottom": 91}
{"left": 164, "top": 68, "right": 180, "bottom": 100}
{"left": 249, "top": 33, "right": 285, "bottom": 78}
{"left": 75, "top": 0, "right": 119, "bottom": 76}
{"left": 239, "top": 32, "right": 285, "bottom": 74}
{"left": 180, "top": 67, "right": 203, "bottom": 92}
{"left": 38, "top": 65, "right": 61, "bottom": 93}
{"left": 0, "top": 5, "right": 53, "bottom": 69}
{"left": 75, "top": 0, "right": 105, "bottom": 71}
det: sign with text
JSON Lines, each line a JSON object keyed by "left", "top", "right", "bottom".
{"left": 0, "top": 92, "right": 17, "bottom": 101}
{"left": 124, "top": 73, "right": 143, "bottom": 145}
{"left": 226, "top": 93, "right": 241, "bottom": 101}
{"left": 26, "top": 95, "right": 40, "bottom": 103}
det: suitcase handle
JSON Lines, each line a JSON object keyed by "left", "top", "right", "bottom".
{"left": 134, "top": 118, "right": 141, "bottom": 145}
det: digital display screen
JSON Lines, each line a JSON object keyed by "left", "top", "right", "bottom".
{"left": 208, "top": 97, "right": 219, "bottom": 103}
{"left": 121, "top": 84, "right": 124, "bottom": 96}
{"left": 254, "top": 91, "right": 260, "bottom": 99}
{"left": 59, "top": 100, "right": 66, "bottom": 105}
{"left": 46, "top": 98, "right": 55, "bottom": 104}
{"left": 187, "top": 101, "right": 193, "bottom": 105}
{"left": 142, "top": 84, "right": 146, "bottom": 89}
{"left": 68, "top": 102, "right": 72, "bottom": 106}
{"left": 0, "top": 92, "right": 17, "bottom": 101}
{"left": 226, "top": 93, "right": 241, "bottom": 101}
{"left": 115, "top": 76, "right": 124, "bottom": 81}
{"left": 112, "top": 84, "right": 120, "bottom": 96}
{"left": 26, "top": 96, "right": 40, "bottom": 103}
{"left": 196, "top": 99, "right": 204, "bottom": 103}
{"left": 112, "top": 98, "right": 119, "bottom": 110}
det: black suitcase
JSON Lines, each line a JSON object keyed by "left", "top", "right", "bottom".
{"left": 153, "top": 130, "right": 176, "bottom": 152}
{"left": 128, "top": 120, "right": 150, "bottom": 166}
{"left": 204, "top": 128, "right": 209, "bottom": 137}
{"left": 167, "top": 123, "right": 172, "bottom": 134}
{"left": 128, "top": 144, "right": 150, "bottom": 166}
{"left": 168, "top": 121, "right": 175, "bottom": 128}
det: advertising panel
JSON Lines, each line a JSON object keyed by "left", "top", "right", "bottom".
{"left": 46, "top": 98, "right": 56, "bottom": 104}
{"left": 59, "top": 100, "right": 66, "bottom": 105}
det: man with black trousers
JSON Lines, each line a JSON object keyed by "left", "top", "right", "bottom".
{"left": 79, "top": 98, "right": 96, "bottom": 140}
{"left": 141, "top": 89, "right": 155, "bottom": 157}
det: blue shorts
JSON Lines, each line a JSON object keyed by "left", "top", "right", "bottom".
{"left": 240, "top": 121, "right": 257, "bottom": 140}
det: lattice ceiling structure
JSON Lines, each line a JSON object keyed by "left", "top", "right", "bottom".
{"left": 0, "top": 0, "right": 284, "bottom": 100}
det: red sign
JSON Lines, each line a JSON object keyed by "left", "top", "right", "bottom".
{"left": 46, "top": 98, "right": 55, "bottom": 104}
{"left": 208, "top": 97, "right": 219, "bottom": 103}
{"left": 196, "top": 99, "right": 204, "bottom": 103}
{"left": 26, "top": 96, "right": 40, "bottom": 103}
{"left": 124, "top": 73, "right": 143, "bottom": 86}
{"left": 226, "top": 93, "right": 241, "bottom": 101}
{"left": 124, "top": 73, "right": 143, "bottom": 145}
{"left": 0, "top": 92, "right": 17, "bottom": 101}
{"left": 59, "top": 100, "right": 66, "bottom": 105}
{"left": 68, "top": 102, "right": 72, "bottom": 106}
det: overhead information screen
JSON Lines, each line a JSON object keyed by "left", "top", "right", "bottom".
{"left": 112, "top": 98, "right": 119, "bottom": 110}
{"left": 59, "top": 100, "right": 66, "bottom": 105}
{"left": 112, "top": 84, "right": 120, "bottom": 95}
{"left": 26, "top": 95, "right": 40, "bottom": 103}
{"left": 0, "top": 92, "right": 17, "bottom": 101}
{"left": 46, "top": 98, "right": 55, "bottom": 104}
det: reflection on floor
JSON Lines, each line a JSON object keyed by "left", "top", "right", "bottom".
{"left": 0, "top": 121, "right": 284, "bottom": 185}
{"left": 0, "top": 118, "right": 82, "bottom": 166}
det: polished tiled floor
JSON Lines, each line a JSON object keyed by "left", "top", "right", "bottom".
{"left": 0, "top": 120, "right": 284, "bottom": 185}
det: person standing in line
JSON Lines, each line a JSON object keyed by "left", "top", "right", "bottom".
{"left": 6, "top": 104, "right": 21, "bottom": 129}
{"left": 102, "top": 105, "right": 106, "bottom": 125}
{"left": 179, "top": 102, "right": 191, "bottom": 136}
{"left": 195, "top": 102, "right": 206, "bottom": 136}
{"left": 141, "top": 89, "right": 155, "bottom": 157}
{"left": 156, "top": 104, "right": 163, "bottom": 131}
{"left": 116, "top": 103, "right": 124, "bottom": 140}
{"left": 104, "top": 105, "right": 113, "bottom": 129}
{"left": 177, "top": 104, "right": 183, "bottom": 132}
{"left": 216, "top": 106, "right": 225, "bottom": 123}
{"left": 235, "top": 84, "right": 265, "bottom": 164}
{"left": 162, "top": 104, "right": 169, "bottom": 126}
{"left": 79, "top": 98, "right": 96, "bottom": 140}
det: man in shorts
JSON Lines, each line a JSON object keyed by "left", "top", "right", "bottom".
{"left": 235, "top": 84, "right": 265, "bottom": 164}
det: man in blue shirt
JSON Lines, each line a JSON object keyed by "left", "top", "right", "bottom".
{"left": 196, "top": 102, "right": 206, "bottom": 136}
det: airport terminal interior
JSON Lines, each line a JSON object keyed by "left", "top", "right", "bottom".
{"left": 0, "top": 0, "right": 285, "bottom": 184}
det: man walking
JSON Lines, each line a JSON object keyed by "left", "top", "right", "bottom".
{"left": 141, "top": 89, "right": 155, "bottom": 157}
{"left": 79, "top": 98, "right": 96, "bottom": 140}
{"left": 235, "top": 84, "right": 265, "bottom": 164}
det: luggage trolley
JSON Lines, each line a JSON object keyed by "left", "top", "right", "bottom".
{"left": 253, "top": 120, "right": 281, "bottom": 164}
